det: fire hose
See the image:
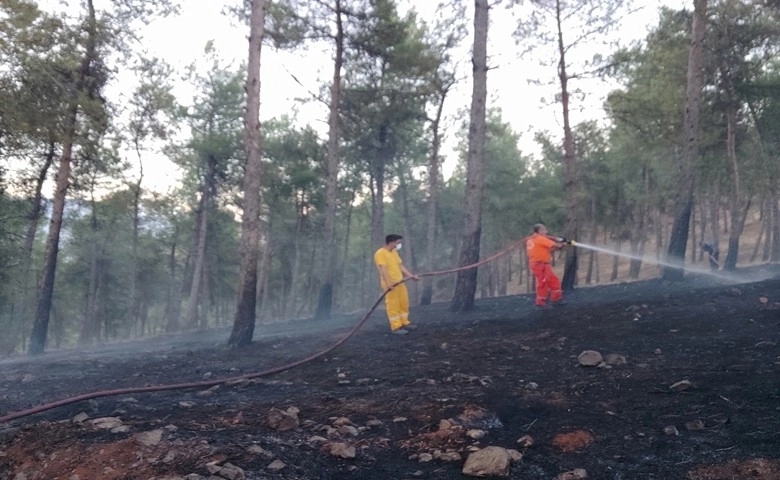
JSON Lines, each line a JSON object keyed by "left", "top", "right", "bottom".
{"left": 0, "top": 235, "right": 573, "bottom": 424}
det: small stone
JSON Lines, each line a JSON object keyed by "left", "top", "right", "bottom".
{"left": 135, "top": 429, "right": 164, "bottom": 447}
{"left": 91, "top": 417, "right": 123, "bottom": 430}
{"left": 338, "top": 425, "right": 359, "bottom": 436}
{"left": 435, "top": 451, "right": 461, "bottom": 461}
{"left": 72, "top": 413, "right": 89, "bottom": 423}
{"left": 516, "top": 435, "right": 535, "bottom": 448}
{"left": 663, "top": 425, "right": 679, "bottom": 436}
{"left": 332, "top": 417, "right": 352, "bottom": 426}
{"left": 462, "top": 446, "right": 511, "bottom": 477}
{"left": 577, "top": 350, "right": 603, "bottom": 367}
{"left": 669, "top": 380, "right": 695, "bottom": 391}
{"left": 684, "top": 419, "right": 705, "bottom": 431}
{"left": 267, "top": 459, "right": 286, "bottom": 471}
{"left": 507, "top": 449, "right": 523, "bottom": 461}
{"left": 555, "top": 468, "right": 588, "bottom": 479}
{"left": 328, "top": 442, "right": 356, "bottom": 459}
{"left": 439, "top": 419, "right": 455, "bottom": 430}
{"left": 268, "top": 407, "right": 299, "bottom": 431}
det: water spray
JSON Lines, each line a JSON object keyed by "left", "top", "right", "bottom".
{"left": 566, "top": 240, "right": 760, "bottom": 283}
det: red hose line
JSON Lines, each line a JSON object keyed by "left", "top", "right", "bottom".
{"left": 0, "top": 238, "right": 526, "bottom": 424}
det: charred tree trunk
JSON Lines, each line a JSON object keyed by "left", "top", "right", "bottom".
{"left": 29, "top": 0, "right": 98, "bottom": 354}
{"left": 314, "top": 0, "right": 344, "bottom": 321}
{"left": 663, "top": 0, "right": 707, "bottom": 280}
{"left": 450, "top": 0, "right": 488, "bottom": 313}
{"left": 10, "top": 143, "right": 54, "bottom": 351}
{"left": 229, "top": 0, "right": 266, "bottom": 348}
{"left": 722, "top": 95, "right": 750, "bottom": 271}
{"left": 554, "top": 0, "right": 580, "bottom": 291}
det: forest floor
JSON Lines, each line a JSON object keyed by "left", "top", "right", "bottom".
{"left": 1, "top": 264, "right": 779, "bottom": 480}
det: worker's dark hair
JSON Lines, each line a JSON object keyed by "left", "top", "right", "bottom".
{"left": 533, "top": 223, "right": 545, "bottom": 233}
{"left": 385, "top": 234, "right": 403, "bottom": 244}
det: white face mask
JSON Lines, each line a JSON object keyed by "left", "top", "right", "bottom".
{"left": 396, "top": 243, "right": 403, "bottom": 251}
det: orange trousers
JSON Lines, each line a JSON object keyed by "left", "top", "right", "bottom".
{"left": 530, "top": 262, "right": 562, "bottom": 306}
{"left": 384, "top": 283, "right": 410, "bottom": 331}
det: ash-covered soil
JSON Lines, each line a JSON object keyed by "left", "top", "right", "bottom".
{"left": 1, "top": 266, "right": 779, "bottom": 480}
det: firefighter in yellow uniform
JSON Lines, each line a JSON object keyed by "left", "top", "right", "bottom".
{"left": 374, "top": 234, "right": 419, "bottom": 334}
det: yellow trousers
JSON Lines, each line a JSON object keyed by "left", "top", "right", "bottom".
{"left": 384, "top": 284, "right": 410, "bottom": 331}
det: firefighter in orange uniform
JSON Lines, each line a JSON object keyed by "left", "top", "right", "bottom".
{"left": 526, "top": 223, "right": 565, "bottom": 307}
{"left": 374, "top": 234, "right": 420, "bottom": 334}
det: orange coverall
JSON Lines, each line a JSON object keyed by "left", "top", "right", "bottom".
{"left": 526, "top": 233, "right": 562, "bottom": 306}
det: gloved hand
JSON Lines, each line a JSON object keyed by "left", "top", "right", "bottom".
{"left": 556, "top": 237, "right": 568, "bottom": 244}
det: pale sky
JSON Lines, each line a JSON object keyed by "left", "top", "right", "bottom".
{"left": 32, "top": 0, "right": 683, "bottom": 194}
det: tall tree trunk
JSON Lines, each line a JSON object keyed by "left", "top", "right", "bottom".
{"left": 663, "top": 0, "right": 707, "bottom": 280}
{"left": 421, "top": 84, "right": 447, "bottom": 305}
{"left": 257, "top": 225, "right": 272, "bottom": 322}
{"left": 629, "top": 164, "right": 650, "bottom": 278}
{"left": 555, "top": 0, "right": 580, "bottom": 291}
{"left": 339, "top": 189, "right": 356, "bottom": 302}
{"left": 398, "top": 168, "right": 418, "bottom": 305}
{"left": 370, "top": 141, "right": 389, "bottom": 249}
{"left": 286, "top": 203, "right": 304, "bottom": 318}
{"left": 771, "top": 196, "right": 780, "bottom": 262}
{"left": 127, "top": 156, "right": 143, "bottom": 335}
{"left": 29, "top": 0, "right": 97, "bottom": 354}
{"left": 10, "top": 143, "right": 54, "bottom": 351}
{"left": 185, "top": 189, "right": 209, "bottom": 328}
{"left": 750, "top": 197, "right": 766, "bottom": 263}
{"left": 450, "top": 0, "right": 488, "bottom": 313}
{"left": 723, "top": 102, "right": 749, "bottom": 270}
{"left": 164, "top": 229, "right": 180, "bottom": 333}
{"left": 229, "top": 0, "right": 266, "bottom": 348}
{"left": 314, "top": 0, "right": 344, "bottom": 321}
{"left": 80, "top": 190, "right": 102, "bottom": 345}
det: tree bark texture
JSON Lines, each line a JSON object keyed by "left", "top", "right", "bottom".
{"left": 663, "top": 0, "right": 707, "bottom": 281}
{"left": 229, "top": 0, "right": 266, "bottom": 348}
{"left": 29, "top": 0, "right": 98, "bottom": 355}
{"left": 185, "top": 183, "right": 210, "bottom": 328}
{"left": 315, "top": 0, "right": 344, "bottom": 321}
{"left": 421, "top": 84, "right": 446, "bottom": 306}
{"left": 555, "top": 0, "right": 579, "bottom": 291}
{"left": 450, "top": 0, "right": 488, "bottom": 313}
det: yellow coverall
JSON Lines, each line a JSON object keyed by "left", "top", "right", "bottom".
{"left": 374, "top": 247, "right": 411, "bottom": 331}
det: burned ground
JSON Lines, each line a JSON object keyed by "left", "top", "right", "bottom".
{"left": 1, "top": 266, "right": 779, "bottom": 480}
